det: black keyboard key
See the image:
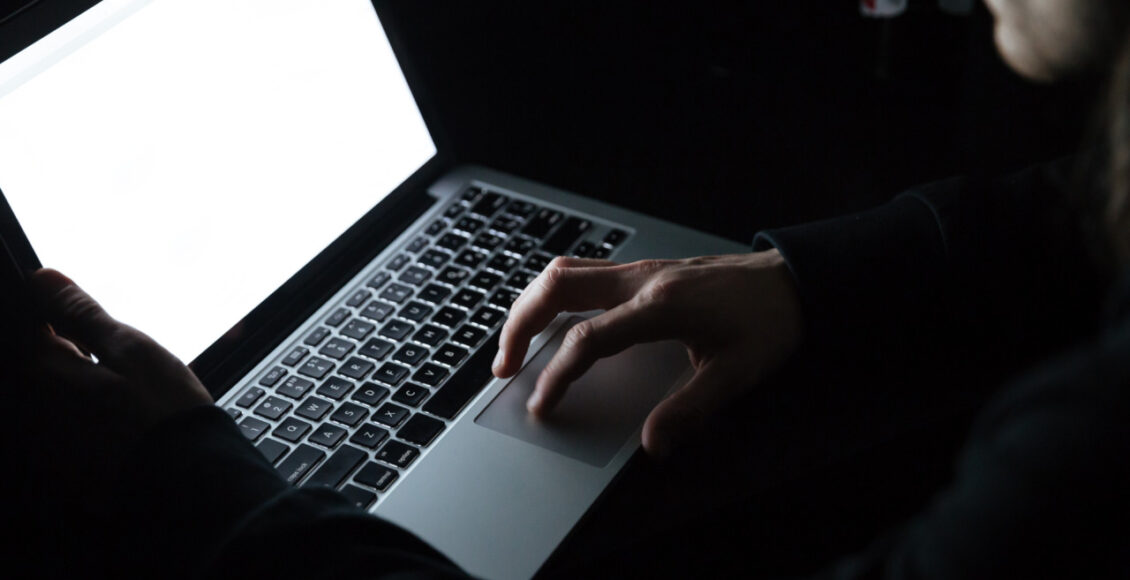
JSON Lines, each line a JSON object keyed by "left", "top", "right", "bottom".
{"left": 488, "top": 289, "right": 521, "bottom": 310}
{"left": 304, "top": 326, "right": 331, "bottom": 346}
{"left": 453, "top": 216, "right": 485, "bottom": 234}
{"left": 451, "top": 324, "right": 487, "bottom": 347}
{"left": 436, "top": 233, "right": 468, "bottom": 252}
{"left": 277, "top": 444, "right": 325, "bottom": 485}
{"left": 506, "top": 270, "right": 537, "bottom": 290}
{"left": 592, "top": 246, "right": 612, "bottom": 259}
{"left": 331, "top": 402, "right": 369, "bottom": 427}
{"left": 298, "top": 356, "right": 335, "bottom": 380}
{"left": 259, "top": 366, "right": 286, "bottom": 387}
{"left": 486, "top": 253, "right": 520, "bottom": 274}
{"left": 349, "top": 424, "right": 390, "bottom": 450}
{"left": 367, "top": 271, "right": 392, "bottom": 290}
{"left": 303, "top": 445, "right": 367, "bottom": 490}
{"left": 422, "top": 330, "right": 499, "bottom": 419}
{"left": 524, "top": 252, "right": 553, "bottom": 272}
{"left": 317, "top": 376, "right": 354, "bottom": 400}
{"left": 372, "top": 403, "right": 410, "bottom": 428}
{"left": 468, "top": 271, "right": 502, "bottom": 291}
{"left": 413, "top": 325, "right": 448, "bottom": 347}
{"left": 398, "top": 414, "right": 446, "bottom": 447}
{"left": 470, "top": 192, "right": 508, "bottom": 217}
{"left": 432, "top": 307, "right": 467, "bottom": 329}
{"left": 392, "top": 383, "right": 429, "bottom": 407}
{"left": 236, "top": 386, "right": 265, "bottom": 408}
{"left": 505, "top": 200, "right": 538, "bottom": 217}
{"left": 443, "top": 204, "right": 464, "bottom": 219}
{"left": 325, "top": 308, "right": 351, "bottom": 327}
{"left": 399, "top": 301, "right": 433, "bottom": 322}
{"left": 358, "top": 338, "right": 395, "bottom": 361}
{"left": 281, "top": 346, "right": 309, "bottom": 367}
{"left": 572, "top": 241, "right": 596, "bottom": 258}
{"left": 424, "top": 219, "right": 445, "bottom": 236}
{"left": 379, "top": 283, "right": 413, "bottom": 304}
{"left": 490, "top": 216, "right": 522, "bottom": 235}
{"left": 413, "top": 363, "right": 449, "bottom": 387}
{"left": 603, "top": 229, "right": 628, "bottom": 247}
{"left": 470, "top": 306, "right": 505, "bottom": 328}
{"left": 360, "top": 300, "right": 395, "bottom": 322}
{"left": 433, "top": 344, "right": 469, "bottom": 367}
{"left": 226, "top": 408, "right": 242, "bottom": 420}
{"left": 418, "top": 249, "right": 450, "bottom": 269}
{"left": 373, "top": 362, "right": 410, "bottom": 387}
{"left": 254, "top": 396, "right": 292, "bottom": 420}
{"left": 318, "top": 337, "right": 355, "bottom": 360}
{"left": 274, "top": 417, "right": 313, "bottom": 443}
{"left": 407, "top": 236, "right": 429, "bottom": 253}
{"left": 437, "top": 266, "right": 471, "bottom": 286}
{"left": 308, "top": 424, "right": 347, "bottom": 448}
{"left": 346, "top": 289, "right": 371, "bottom": 308}
{"left": 542, "top": 217, "right": 592, "bottom": 255}
{"left": 387, "top": 254, "right": 410, "bottom": 271}
{"left": 399, "top": 266, "right": 432, "bottom": 286}
{"left": 257, "top": 438, "right": 289, "bottom": 465}
{"left": 472, "top": 232, "right": 505, "bottom": 252}
{"left": 461, "top": 186, "right": 484, "bottom": 203}
{"left": 278, "top": 376, "right": 315, "bottom": 399}
{"left": 340, "top": 356, "right": 375, "bottom": 380}
{"left": 376, "top": 440, "right": 420, "bottom": 468}
{"left": 295, "top": 396, "right": 334, "bottom": 421}
{"left": 341, "top": 318, "right": 376, "bottom": 340}
{"left": 239, "top": 416, "right": 271, "bottom": 441}
{"left": 378, "top": 320, "right": 414, "bottom": 341}
{"left": 352, "top": 382, "right": 390, "bottom": 406}
{"left": 339, "top": 485, "right": 377, "bottom": 509}
{"left": 453, "top": 249, "right": 486, "bottom": 269}
{"left": 503, "top": 237, "right": 537, "bottom": 256}
{"left": 521, "top": 209, "right": 564, "bottom": 239}
{"left": 451, "top": 288, "right": 485, "bottom": 310}
{"left": 392, "top": 344, "right": 428, "bottom": 365}
{"left": 355, "top": 461, "right": 398, "bottom": 491}
{"left": 418, "top": 284, "right": 451, "bottom": 305}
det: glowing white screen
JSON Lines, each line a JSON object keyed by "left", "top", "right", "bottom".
{"left": 0, "top": 0, "right": 436, "bottom": 362}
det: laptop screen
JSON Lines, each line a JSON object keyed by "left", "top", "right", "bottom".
{"left": 0, "top": 0, "right": 436, "bottom": 362}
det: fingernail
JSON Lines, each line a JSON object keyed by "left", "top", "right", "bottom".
{"left": 526, "top": 391, "right": 542, "bottom": 413}
{"left": 492, "top": 349, "right": 504, "bottom": 371}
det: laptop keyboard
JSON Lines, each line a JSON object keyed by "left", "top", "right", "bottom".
{"left": 222, "top": 185, "right": 630, "bottom": 509}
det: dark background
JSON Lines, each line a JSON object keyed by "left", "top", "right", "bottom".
{"left": 381, "top": 0, "right": 1096, "bottom": 243}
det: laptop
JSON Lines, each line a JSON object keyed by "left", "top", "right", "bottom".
{"left": 0, "top": 1, "right": 747, "bottom": 577}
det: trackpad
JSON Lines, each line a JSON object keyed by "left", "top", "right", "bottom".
{"left": 475, "top": 317, "right": 690, "bottom": 467}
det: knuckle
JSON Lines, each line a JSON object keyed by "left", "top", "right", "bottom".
{"left": 55, "top": 287, "right": 101, "bottom": 323}
{"left": 537, "top": 261, "right": 570, "bottom": 294}
{"left": 562, "top": 322, "right": 595, "bottom": 356}
{"left": 633, "top": 259, "right": 666, "bottom": 276}
{"left": 640, "top": 278, "right": 678, "bottom": 306}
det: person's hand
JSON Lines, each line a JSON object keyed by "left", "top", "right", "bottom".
{"left": 15, "top": 269, "right": 213, "bottom": 500}
{"left": 492, "top": 250, "right": 804, "bottom": 458}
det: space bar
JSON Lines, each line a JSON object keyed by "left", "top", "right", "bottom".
{"left": 422, "top": 330, "right": 502, "bottom": 420}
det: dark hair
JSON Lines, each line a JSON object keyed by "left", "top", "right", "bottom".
{"left": 1109, "top": 35, "right": 1130, "bottom": 263}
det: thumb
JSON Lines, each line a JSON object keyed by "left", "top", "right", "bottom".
{"left": 642, "top": 359, "right": 740, "bottom": 460}
{"left": 27, "top": 269, "right": 140, "bottom": 370}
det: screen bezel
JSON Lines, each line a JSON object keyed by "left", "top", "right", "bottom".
{"left": 0, "top": 0, "right": 457, "bottom": 396}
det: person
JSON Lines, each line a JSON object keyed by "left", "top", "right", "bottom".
{"left": 5, "top": 0, "right": 1130, "bottom": 577}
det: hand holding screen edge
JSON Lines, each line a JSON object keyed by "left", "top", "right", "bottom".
{"left": 492, "top": 249, "right": 804, "bottom": 458}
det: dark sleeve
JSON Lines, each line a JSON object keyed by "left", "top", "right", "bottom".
{"left": 754, "top": 159, "right": 1106, "bottom": 384}
{"left": 109, "top": 405, "right": 469, "bottom": 580}
{"left": 816, "top": 325, "right": 1130, "bottom": 580}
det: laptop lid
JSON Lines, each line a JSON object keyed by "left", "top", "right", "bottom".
{"left": 0, "top": 0, "right": 451, "bottom": 394}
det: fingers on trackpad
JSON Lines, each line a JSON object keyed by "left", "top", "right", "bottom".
{"left": 474, "top": 317, "right": 690, "bottom": 467}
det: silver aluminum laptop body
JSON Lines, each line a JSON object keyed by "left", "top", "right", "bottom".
{"left": 0, "top": 2, "right": 747, "bottom": 578}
